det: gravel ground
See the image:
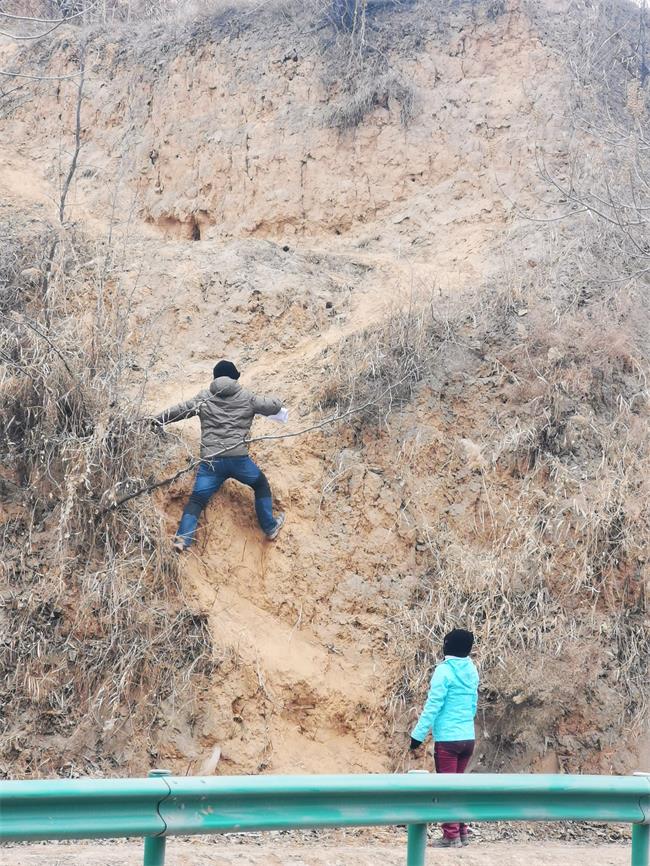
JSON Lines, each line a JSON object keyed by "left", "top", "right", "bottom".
{"left": 0, "top": 838, "right": 631, "bottom": 866}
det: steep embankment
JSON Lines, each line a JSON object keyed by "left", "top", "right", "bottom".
{"left": 1, "top": 0, "right": 647, "bottom": 778}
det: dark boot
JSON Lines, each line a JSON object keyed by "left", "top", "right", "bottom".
{"left": 431, "top": 837, "right": 462, "bottom": 848}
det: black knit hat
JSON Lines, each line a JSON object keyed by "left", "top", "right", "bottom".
{"left": 213, "top": 360, "right": 240, "bottom": 381}
{"left": 443, "top": 628, "right": 474, "bottom": 658}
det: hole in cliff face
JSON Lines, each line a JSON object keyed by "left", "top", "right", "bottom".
{"left": 145, "top": 211, "right": 210, "bottom": 241}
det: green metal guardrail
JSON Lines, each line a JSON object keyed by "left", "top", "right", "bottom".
{"left": 1, "top": 771, "right": 648, "bottom": 865}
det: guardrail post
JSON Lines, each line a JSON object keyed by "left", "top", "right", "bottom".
{"left": 631, "top": 824, "right": 649, "bottom": 866}
{"left": 631, "top": 772, "right": 650, "bottom": 866}
{"left": 407, "top": 822, "right": 427, "bottom": 866}
{"left": 143, "top": 769, "right": 170, "bottom": 866}
{"left": 406, "top": 769, "right": 428, "bottom": 866}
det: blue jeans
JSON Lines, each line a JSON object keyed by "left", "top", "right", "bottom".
{"left": 176, "top": 456, "right": 277, "bottom": 547}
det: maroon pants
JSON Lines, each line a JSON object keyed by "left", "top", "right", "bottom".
{"left": 434, "top": 739, "right": 475, "bottom": 840}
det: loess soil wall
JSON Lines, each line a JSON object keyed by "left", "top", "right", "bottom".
{"left": 0, "top": 0, "right": 648, "bottom": 780}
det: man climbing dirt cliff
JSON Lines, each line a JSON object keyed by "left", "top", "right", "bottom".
{"left": 154, "top": 360, "right": 286, "bottom": 551}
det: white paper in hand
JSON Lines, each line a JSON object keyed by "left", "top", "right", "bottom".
{"left": 268, "top": 407, "right": 289, "bottom": 424}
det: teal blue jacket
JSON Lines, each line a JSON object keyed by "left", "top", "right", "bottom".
{"left": 411, "top": 656, "right": 479, "bottom": 743}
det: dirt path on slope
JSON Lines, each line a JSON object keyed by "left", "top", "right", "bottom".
{"left": 3, "top": 840, "right": 630, "bottom": 866}
{"left": 178, "top": 543, "right": 389, "bottom": 775}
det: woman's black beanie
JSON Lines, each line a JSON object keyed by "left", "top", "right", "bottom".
{"left": 443, "top": 628, "right": 474, "bottom": 657}
{"left": 213, "top": 360, "right": 240, "bottom": 380}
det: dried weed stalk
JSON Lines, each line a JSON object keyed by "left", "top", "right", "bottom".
{"left": 0, "top": 225, "right": 212, "bottom": 777}
{"left": 319, "top": 295, "right": 458, "bottom": 426}
{"left": 323, "top": 230, "right": 648, "bottom": 770}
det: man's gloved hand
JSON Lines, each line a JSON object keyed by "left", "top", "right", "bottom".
{"left": 409, "top": 736, "right": 423, "bottom": 751}
{"left": 268, "top": 407, "right": 289, "bottom": 424}
{"left": 150, "top": 417, "right": 164, "bottom": 432}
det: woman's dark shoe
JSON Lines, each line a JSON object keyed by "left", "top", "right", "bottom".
{"left": 431, "top": 837, "right": 462, "bottom": 848}
{"left": 460, "top": 826, "right": 473, "bottom": 846}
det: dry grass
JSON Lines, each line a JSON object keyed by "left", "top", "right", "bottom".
{"left": 3, "top": 0, "right": 647, "bottom": 780}
{"left": 325, "top": 68, "right": 415, "bottom": 130}
{"left": 321, "top": 223, "right": 649, "bottom": 770}
{"left": 319, "top": 294, "right": 459, "bottom": 425}
{"left": 318, "top": 1, "right": 420, "bottom": 130}
{"left": 0, "top": 217, "right": 54, "bottom": 315}
{"left": 0, "top": 223, "right": 213, "bottom": 777}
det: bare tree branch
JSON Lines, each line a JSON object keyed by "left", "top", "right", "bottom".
{"left": 0, "top": 8, "right": 79, "bottom": 23}
{"left": 0, "top": 2, "right": 95, "bottom": 79}
{"left": 59, "top": 52, "right": 85, "bottom": 224}
{"left": 0, "top": 311, "right": 78, "bottom": 382}
{"left": 0, "top": 68, "right": 82, "bottom": 80}
{"left": 0, "top": 0, "right": 98, "bottom": 39}
{"left": 0, "top": 22, "right": 70, "bottom": 40}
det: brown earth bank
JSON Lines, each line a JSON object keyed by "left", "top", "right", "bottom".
{"left": 0, "top": 0, "right": 648, "bottom": 784}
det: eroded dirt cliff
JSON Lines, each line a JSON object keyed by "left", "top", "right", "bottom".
{"left": 1, "top": 0, "right": 648, "bottom": 779}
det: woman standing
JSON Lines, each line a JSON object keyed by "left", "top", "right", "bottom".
{"left": 409, "top": 628, "right": 479, "bottom": 848}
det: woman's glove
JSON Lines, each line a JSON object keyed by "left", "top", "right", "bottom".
{"left": 409, "top": 736, "right": 423, "bottom": 751}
